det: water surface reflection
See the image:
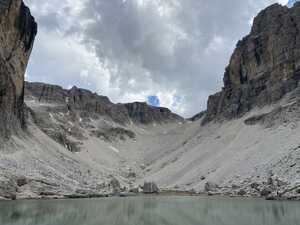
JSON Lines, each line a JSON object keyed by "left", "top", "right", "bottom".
{"left": 0, "top": 196, "right": 299, "bottom": 225}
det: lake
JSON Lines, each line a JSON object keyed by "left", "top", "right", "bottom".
{"left": 0, "top": 196, "right": 299, "bottom": 225}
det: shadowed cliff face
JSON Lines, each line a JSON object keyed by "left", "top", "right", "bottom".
{"left": 0, "top": 0, "right": 37, "bottom": 138}
{"left": 204, "top": 3, "right": 300, "bottom": 123}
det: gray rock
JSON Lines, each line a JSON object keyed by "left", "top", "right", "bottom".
{"left": 91, "top": 127, "right": 136, "bottom": 142}
{"left": 231, "top": 184, "right": 240, "bottom": 190}
{"left": 126, "top": 172, "right": 137, "bottom": 179}
{"left": 109, "top": 178, "right": 121, "bottom": 193}
{"left": 237, "top": 189, "right": 247, "bottom": 196}
{"left": 16, "top": 177, "right": 29, "bottom": 187}
{"left": 267, "top": 177, "right": 274, "bottom": 186}
{"left": 275, "top": 178, "right": 287, "bottom": 187}
{"left": 143, "top": 182, "right": 159, "bottom": 194}
{"left": 129, "top": 187, "right": 139, "bottom": 194}
{"left": 260, "top": 187, "right": 272, "bottom": 197}
{"left": 204, "top": 182, "right": 219, "bottom": 192}
{"left": 250, "top": 182, "right": 260, "bottom": 190}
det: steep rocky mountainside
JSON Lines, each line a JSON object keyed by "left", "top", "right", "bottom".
{"left": 0, "top": 0, "right": 37, "bottom": 138}
{"left": 204, "top": 3, "right": 300, "bottom": 123}
{"left": 24, "top": 82, "right": 183, "bottom": 152}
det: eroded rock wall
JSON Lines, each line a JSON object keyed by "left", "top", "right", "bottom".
{"left": 204, "top": 3, "right": 300, "bottom": 123}
{"left": 0, "top": 0, "right": 37, "bottom": 137}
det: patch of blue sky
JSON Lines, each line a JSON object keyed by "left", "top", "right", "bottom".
{"left": 288, "top": 0, "right": 299, "bottom": 7}
{"left": 147, "top": 95, "right": 160, "bottom": 107}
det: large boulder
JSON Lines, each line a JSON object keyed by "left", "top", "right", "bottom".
{"left": 109, "top": 178, "right": 121, "bottom": 193}
{"left": 0, "top": 0, "right": 37, "bottom": 138}
{"left": 204, "top": 182, "right": 219, "bottom": 192}
{"left": 260, "top": 187, "right": 273, "bottom": 197}
{"left": 143, "top": 182, "right": 159, "bottom": 194}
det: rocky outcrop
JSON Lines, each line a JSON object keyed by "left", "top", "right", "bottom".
{"left": 188, "top": 111, "right": 206, "bottom": 122}
{"left": 124, "top": 102, "right": 183, "bottom": 124}
{"left": 0, "top": 0, "right": 37, "bottom": 138}
{"left": 204, "top": 3, "right": 300, "bottom": 123}
{"left": 91, "top": 127, "right": 136, "bottom": 142}
{"left": 25, "top": 82, "right": 183, "bottom": 125}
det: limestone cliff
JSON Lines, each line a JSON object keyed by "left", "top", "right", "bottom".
{"left": 0, "top": 0, "right": 37, "bottom": 137}
{"left": 25, "top": 82, "right": 183, "bottom": 125}
{"left": 204, "top": 3, "right": 300, "bottom": 123}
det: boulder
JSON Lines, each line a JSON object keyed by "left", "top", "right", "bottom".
{"left": 16, "top": 177, "right": 29, "bottom": 187}
{"left": 129, "top": 187, "right": 139, "bottom": 194}
{"left": 260, "top": 187, "right": 272, "bottom": 197}
{"left": 237, "top": 189, "right": 247, "bottom": 196}
{"left": 143, "top": 182, "right": 159, "bottom": 194}
{"left": 250, "top": 182, "right": 260, "bottom": 190}
{"left": 109, "top": 178, "right": 121, "bottom": 193}
{"left": 204, "top": 182, "right": 219, "bottom": 192}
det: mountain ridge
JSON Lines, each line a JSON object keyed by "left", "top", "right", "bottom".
{"left": 25, "top": 81, "right": 183, "bottom": 125}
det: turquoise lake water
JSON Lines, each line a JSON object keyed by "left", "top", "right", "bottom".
{"left": 0, "top": 196, "right": 299, "bottom": 225}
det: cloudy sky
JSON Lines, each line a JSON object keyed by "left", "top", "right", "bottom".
{"left": 24, "top": 0, "right": 291, "bottom": 117}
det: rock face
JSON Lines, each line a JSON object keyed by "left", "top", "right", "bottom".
{"left": 124, "top": 102, "right": 183, "bottom": 124}
{"left": 25, "top": 82, "right": 183, "bottom": 125}
{"left": 204, "top": 3, "right": 300, "bottom": 123}
{"left": 0, "top": 0, "right": 37, "bottom": 138}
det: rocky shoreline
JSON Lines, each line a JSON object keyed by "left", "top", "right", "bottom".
{"left": 0, "top": 179, "right": 299, "bottom": 201}
{"left": 0, "top": 191, "right": 299, "bottom": 202}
